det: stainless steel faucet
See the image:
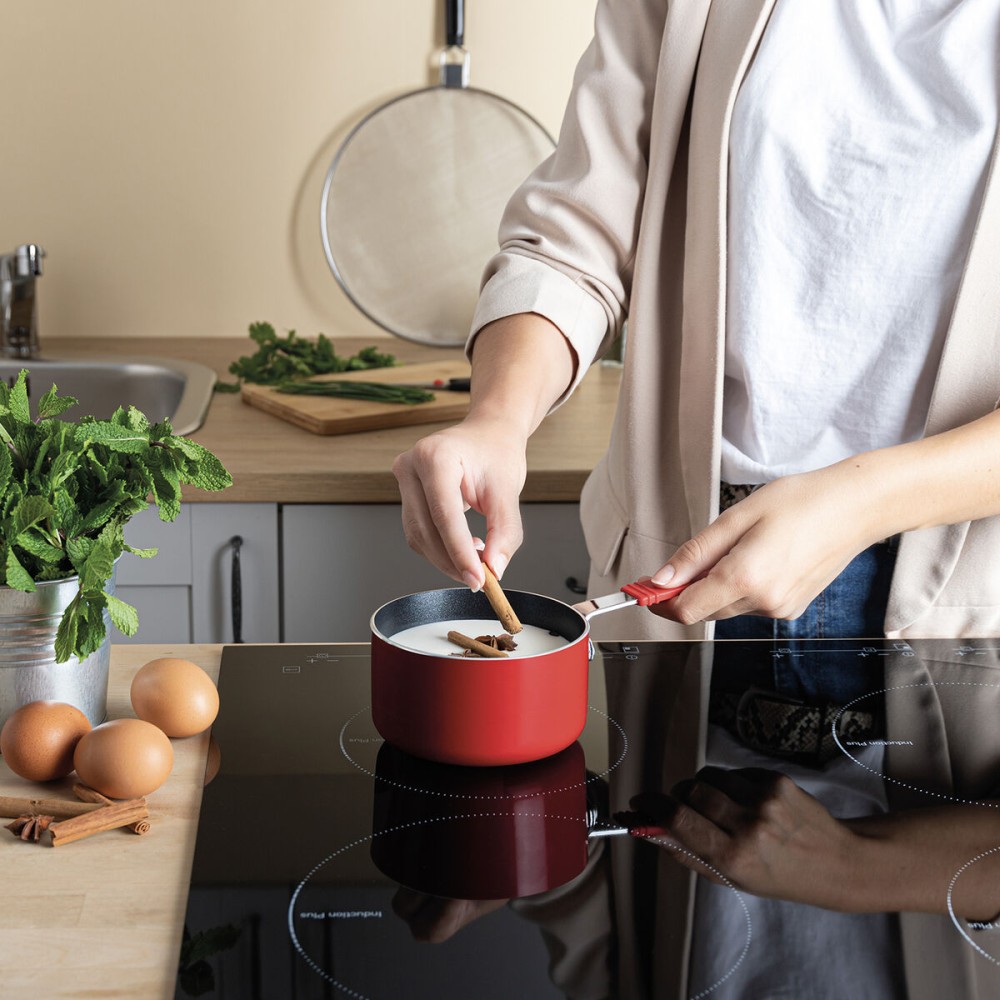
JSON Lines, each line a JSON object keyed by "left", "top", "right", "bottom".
{"left": 0, "top": 243, "right": 45, "bottom": 359}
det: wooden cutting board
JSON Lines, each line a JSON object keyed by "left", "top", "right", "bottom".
{"left": 240, "top": 360, "right": 472, "bottom": 435}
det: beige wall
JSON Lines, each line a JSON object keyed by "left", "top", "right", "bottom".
{"left": 0, "top": 1, "right": 596, "bottom": 346}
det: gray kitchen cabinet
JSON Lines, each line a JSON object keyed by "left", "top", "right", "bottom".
{"left": 116, "top": 503, "right": 280, "bottom": 644}
{"left": 282, "top": 503, "right": 589, "bottom": 642}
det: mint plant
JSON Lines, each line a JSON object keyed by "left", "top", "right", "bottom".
{"left": 0, "top": 370, "right": 232, "bottom": 662}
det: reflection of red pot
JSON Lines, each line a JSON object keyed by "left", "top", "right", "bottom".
{"left": 371, "top": 740, "right": 589, "bottom": 900}
{"left": 370, "top": 587, "right": 589, "bottom": 766}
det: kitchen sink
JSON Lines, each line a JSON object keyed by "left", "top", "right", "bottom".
{"left": 0, "top": 356, "right": 217, "bottom": 435}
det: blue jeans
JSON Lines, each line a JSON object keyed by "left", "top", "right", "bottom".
{"left": 712, "top": 538, "right": 898, "bottom": 706}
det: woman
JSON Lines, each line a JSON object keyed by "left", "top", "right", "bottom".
{"left": 392, "top": 0, "right": 1000, "bottom": 640}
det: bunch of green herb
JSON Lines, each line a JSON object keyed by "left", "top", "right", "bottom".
{"left": 0, "top": 370, "right": 232, "bottom": 662}
{"left": 215, "top": 321, "right": 398, "bottom": 392}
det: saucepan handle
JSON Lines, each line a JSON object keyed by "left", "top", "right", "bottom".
{"left": 583, "top": 575, "right": 687, "bottom": 628}
{"left": 621, "top": 576, "right": 687, "bottom": 605}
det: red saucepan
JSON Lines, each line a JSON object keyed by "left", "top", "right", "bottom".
{"left": 370, "top": 740, "right": 588, "bottom": 899}
{"left": 370, "top": 577, "right": 684, "bottom": 766}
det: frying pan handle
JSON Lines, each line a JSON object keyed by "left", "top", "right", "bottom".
{"left": 446, "top": 0, "right": 464, "bottom": 47}
{"left": 621, "top": 576, "right": 687, "bottom": 605}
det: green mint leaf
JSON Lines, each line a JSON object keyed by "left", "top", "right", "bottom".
{"left": 74, "top": 596, "right": 107, "bottom": 659}
{"left": 149, "top": 419, "right": 174, "bottom": 442}
{"left": 106, "top": 593, "right": 139, "bottom": 636}
{"left": 55, "top": 596, "right": 81, "bottom": 663}
{"left": 66, "top": 535, "right": 94, "bottom": 569}
{"left": 82, "top": 422, "right": 151, "bottom": 454}
{"left": 172, "top": 439, "right": 233, "bottom": 491}
{"left": 78, "top": 540, "right": 116, "bottom": 592}
{"left": 37, "top": 384, "right": 79, "bottom": 420}
{"left": 127, "top": 406, "right": 150, "bottom": 432}
{"left": 81, "top": 498, "right": 121, "bottom": 532}
{"left": 124, "top": 542, "right": 157, "bottom": 558}
{"left": 7, "top": 370, "right": 31, "bottom": 425}
{"left": 12, "top": 495, "right": 54, "bottom": 534}
{"left": 0, "top": 446, "right": 11, "bottom": 497}
{"left": 152, "top": 467, "right": 181, "bottom": 521}
{"left": 15, "top": 530, "right": 64, "bottom": 564}
{"left": 2, "top": 482, "right": 24, "bottom": 520}
{"left": 84, "top": 447, "right": 110, "bottom": 486}
{"left": 5, "top": 546, "right": 36, "bottom": 591}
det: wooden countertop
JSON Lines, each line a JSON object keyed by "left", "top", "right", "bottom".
{"left": 42, "top": 337, "right": 620, "bottom": 504}
{"left": 0, "top": 645, "right": 223, "bottom": 999}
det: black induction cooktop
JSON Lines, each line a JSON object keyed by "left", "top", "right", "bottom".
{"left": 175, "top": 639, "right": 1000, "bottom": 999}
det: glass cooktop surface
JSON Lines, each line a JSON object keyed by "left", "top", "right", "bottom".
{"left": 176, "top": 639, "right": 1000, "bottom": 999}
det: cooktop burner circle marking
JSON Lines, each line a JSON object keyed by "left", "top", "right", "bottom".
{"left": 287, "top": 811, "right": 590, "bottom": 999}
{"left": 638, "top": 838, "right": 753, "bottom": 1000}
{"left": 948, "top": 845, "right": 1000, "bottom": 965}
{"left": 832, "top": 681, "right": 1000, "bottom": 808}
{"left": 337, "top": 703, "right": 628, "bottom": 800}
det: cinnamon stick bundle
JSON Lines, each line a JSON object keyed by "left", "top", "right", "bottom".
{"left": 481, "top": 564, "right": 522, "bottom": 634}
{"left": 447, "top": 630, "right": 510, "bottom": 658}
{"left": 47, "top": 798, "right": 149, "bottom": 847}
{"left": 74, "top": 783, "right": 151, "bottom": 835}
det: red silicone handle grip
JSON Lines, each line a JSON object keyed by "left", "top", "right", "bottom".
{"left": 620, "top": 576, "right": 686, "bottom": 606}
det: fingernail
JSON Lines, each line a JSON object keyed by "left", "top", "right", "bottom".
{"left": 491, "top": 554, "right": 508, "bottom": 579}
{"left": 472, "top": 538, "right": 485, "bottom": 551}
{"left": 463, "top": 571, "right": 482, "bottom": 593}
{"left": 651, "top": 565, "right": 675, "bottom": 586}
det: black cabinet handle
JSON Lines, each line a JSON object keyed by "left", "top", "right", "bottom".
{"left": 565, "top": 576, "right": 588, "bottom": 596}
{"left": 230, "top": 535, "right": 243, "bottom": 643}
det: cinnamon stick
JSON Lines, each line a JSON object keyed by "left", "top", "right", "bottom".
{"left": 73, "top": 783, "right": 151, "bottom": 835}
{"left": 47, "top": 798, "right": 149, "bottom": 847}
{"left": 0, "top": 794, "right": 101, "bottom": 821}
{"left": 447, "top": 630, "right": 510, "bottom": 658}
{"left": 481, "top": 563, "right": 523, "bottom": 634}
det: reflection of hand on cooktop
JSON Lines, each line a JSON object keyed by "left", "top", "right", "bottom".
{"left": 391, "top": 889, "right": 509, "bottom": 944}
{"left": 626, "top": 765, "right": 1000, "bottom": 919}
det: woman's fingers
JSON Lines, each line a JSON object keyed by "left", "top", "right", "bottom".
{"left": 392, "top": 424, "right": 527, "bottom": 588}
{"left": 648, "top": 472, "right": 875, "bottom": 624}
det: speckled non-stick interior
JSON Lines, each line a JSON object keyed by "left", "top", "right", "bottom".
{"left": 372, "top": 587, "right": 586, "bottom": 642}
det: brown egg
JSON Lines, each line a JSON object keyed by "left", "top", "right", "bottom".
{"left": 130, "top": 657, "right": 219, "bottom": 738}
{"left": 0, "top": 701, "right": 92, "bottom": 782}
{"left": 73, "top": 718, "right": 174, "bottom": 799}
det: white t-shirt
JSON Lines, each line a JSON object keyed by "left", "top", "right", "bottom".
{"left": 722, "top": 0, "right": 1000, "bottom": 485}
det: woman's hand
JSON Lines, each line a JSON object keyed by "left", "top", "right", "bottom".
{"left": 630, "top": 766, "right": 863, "bottom": 910}
{"left": 392, "top": 313, "right": 577, "bottom": 590}
{"left": 633, "top": 767, "right": 1000, "bottom": 917}
{"left": 654, "top": 408, "right": 1000, "bottom": 625}
{"left": 651, "top": 462, "right": 886, "bottom": 623}
{"left": 392, "top": 417, "right": 529, "bottom": 589}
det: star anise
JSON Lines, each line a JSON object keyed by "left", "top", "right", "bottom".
{"left": 5, "top": 814, "right": 55, "bottom": 843}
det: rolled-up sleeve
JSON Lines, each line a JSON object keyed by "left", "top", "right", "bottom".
{"left": 469, "top": 0, "right": 670, "bottom": 405}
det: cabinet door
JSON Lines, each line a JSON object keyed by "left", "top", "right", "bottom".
{"left": 116, "top": 503, "right": 280, "bottom": 645}
{"left": 191, "top": 504, "right": 280, "bottom": 644}
{"left": 282, "top": 504, "right": 589, "bottom": 643}
{"left": 117, "top": 507, "right": 193, "bottom": 644}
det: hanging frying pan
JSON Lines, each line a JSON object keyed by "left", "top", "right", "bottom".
{"left": 320, "top": 0, "right": 556, "bottom": 346}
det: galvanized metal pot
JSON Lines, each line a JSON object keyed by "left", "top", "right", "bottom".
{"left": 0, "top": 567, "right": 116, "bottom": 730}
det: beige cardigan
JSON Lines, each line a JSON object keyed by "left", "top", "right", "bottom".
{"left": 472, "top": 0, "right": 1000, "bottom": 641}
